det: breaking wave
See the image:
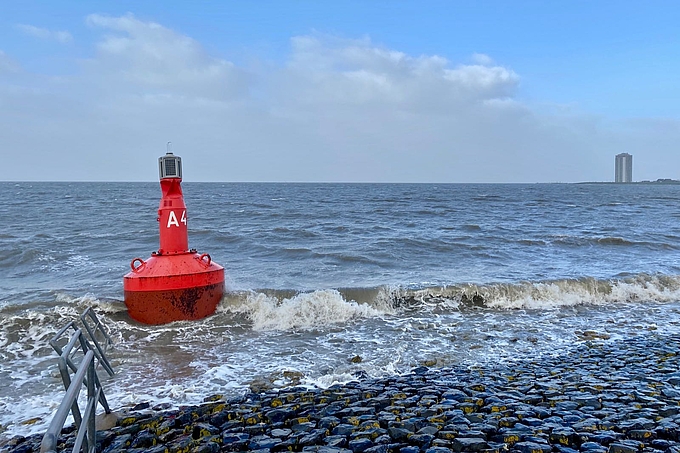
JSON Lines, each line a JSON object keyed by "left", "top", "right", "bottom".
{"left": 3, "top": 274, "right": 679, "bottom": 336}
{"left": 409, "top": 273, "right": 680, "bottom": 309}
{"left": 219, "top": 289, "right": 390, "bottom": 331}
{"left": 215, "top": 273, "right": 680, "bottom": 331}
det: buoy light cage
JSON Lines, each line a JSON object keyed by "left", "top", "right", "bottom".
{"left": 159, "top": 152, "right": 182, "bottom": 179}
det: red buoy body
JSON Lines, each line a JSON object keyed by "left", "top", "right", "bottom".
{"left": 124, "top": 151, "right": 225, "bottom": 325}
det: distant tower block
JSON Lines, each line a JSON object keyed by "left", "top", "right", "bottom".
{"left": 615, "top": 153, "right": 633, "bottom": 183}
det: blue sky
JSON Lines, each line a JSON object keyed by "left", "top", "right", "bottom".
{"left": 1, "top": 1, "right": 679, "bottom": 182}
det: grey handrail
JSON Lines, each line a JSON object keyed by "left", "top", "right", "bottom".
{"left": 80, "top": 308, "right": 114, "bottom": 377}
{"left": 42, "top": 308, "right": 116, "bottom": 453}
{"left": 41, "top": 350, "right": 96, "bottom": 453}
{"left": 50, "top": 324, "right": 111, "bottom": 415}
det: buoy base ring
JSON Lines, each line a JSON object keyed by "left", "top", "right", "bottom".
{"left": 124, "top": 282, "right": 224, "bottom": 325}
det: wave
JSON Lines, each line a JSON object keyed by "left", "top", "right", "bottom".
{"left": 3, "top": 274, "right": 680, "bottom": 335}
{"left": 549, "top": 235, "right": 676, "bottom": 250}
{"left": 200, "top": 273, "right": 680, "bottom": 332}
{"left": 219, "top": 289, "right": 390, "bottom": 331}
{"left": 403, "top": 274, "right": 680, "bottom": 309}
{"left": 217, "top": 273, "right": 680, "bottom": 328}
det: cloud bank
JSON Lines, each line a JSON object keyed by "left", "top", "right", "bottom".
{"left": 1, "top": 14, "right": 678, "bottom": 182}
{"left": 16, "top": 24, "right": 73, "bottom": 43}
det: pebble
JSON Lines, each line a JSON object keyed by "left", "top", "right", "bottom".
{"left": 4, "top": 333, "right": 680, "bottom": 453}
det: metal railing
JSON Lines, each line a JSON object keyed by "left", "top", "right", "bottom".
{"left": 41, "top": 350, "right": 99, "bottom": 453}
{"left": 41, "top": 309, "right": 115, "bottom": 453}
{"left": 79, "top": 308, "right": 114, "bottom": 377}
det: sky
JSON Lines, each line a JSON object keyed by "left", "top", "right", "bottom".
{"left": 0, "top": 1, "right": 679, "bottom": 183}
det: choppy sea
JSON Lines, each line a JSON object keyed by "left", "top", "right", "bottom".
{"left": 1, "top": 182, "right": 680, "bottom": 440}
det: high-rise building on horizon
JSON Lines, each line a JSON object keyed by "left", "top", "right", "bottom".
{"left": 615, "top": 153, "right": 633, "bottom": 183}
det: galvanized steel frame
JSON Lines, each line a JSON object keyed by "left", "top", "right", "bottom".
{"left": 41, "top": 309, "right": 115, "bottom": 453}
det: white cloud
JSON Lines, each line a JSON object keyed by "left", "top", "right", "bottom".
{"left": 84, "top": 13, "right": 249, "bottom": 100}
{"left": 16, "top": 24, "right": 73, "bottom": 43}
{"left": 1, "top": 16, "right": 679, "bottom": 183}
{"left": 472, "top": 53, "right": 494, "bottom": 66}
{"left": 279, "top": 36, "right": 518, "bottom": 111}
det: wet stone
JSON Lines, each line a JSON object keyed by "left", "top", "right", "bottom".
{"left": 363, "top": 446, "right": 389, "bottom": 453}
{"left": 320, "top": 416, "right": 342, "bottom": 430}
{"left": 400, "top": 447, "right": 421, "bottom": 453}
{"left": 326, "top": 435, "right": 349, "bottom": 448}
{"left": 582, "top": 442, "right": 608, "bottom": 451}
{"left": 650, "top": 440, "right": 672, "bottom": 450}
{"left": 628, "top": 430, "right": 655, "bottom": 441}
{"left": 168, "top": 435, "right": 194, "bottom": 453}
{"left": 244, "top": 424, "right": 268, "bottom": 436}
{"left": 388, "top": 427, "right": 412, "bottom": 442}
{"left": 300, "top": 429, "right": 329, "bottom": 446}
{"left": 621, "top": 419, "right": 657, "bottom": 431}
{"left": 292, "top": 422, "right": 318, "bottom": 432}
{"left": 451, "top": 437, "right": 490, "bottom": 452}
{"left": 374, "top": 434, "right": 392, "bottom": 444}
{"left": 102, "top": 433, "right": 133, "bottom": 453}
{"left": 193, "top": 442, "right": 219, "bottom": 453}
{"left": 191, "top": 422, "right": 219, "bottom": 440}
{"left": 608, "top": 443, "right": 641, "bottom": 453}
{"left": 130, "top": 429, "right": 157, "bottom": 448}
{"left": 271, "top": 427, "right": 292, "bottom": 437}
{"left": 554, "top": 447, "right": 580, "bottom": 453}
{"left": 513, "top": 441, "right": 552, "bottom": 453}
{"left": 144, "top": 446, "right": 170, "bottom": 453}
{"left": 418, "top": 426, "right": 439, "bottom": 436}
{"left": 222, "top": 431, "right": 249, "bottom": 445}
{"left": 409, "top": 433, "right": 435, "bottom": 449}
{"left": 249, "top": 435, "right": 279, "bottom": 450}
{"left": 266, "top": 408, "right": 295, "bottom": 424}
{"left": 348, "top": 437, "right": 374, "bottom": 452}
{"left": 333, "top": 424, "right": 357, "bottom": 436}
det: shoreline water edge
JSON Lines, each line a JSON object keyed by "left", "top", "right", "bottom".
{"left": 3, "top": 332, "right": 680, "bottom": 453}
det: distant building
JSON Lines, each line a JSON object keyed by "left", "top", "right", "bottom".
{"left": 615, "top": 153, "right": 633, "bottom": 183}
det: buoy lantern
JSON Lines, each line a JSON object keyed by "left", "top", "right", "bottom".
{"left": 123, "top": 150, "right": 225, "bottom": 324}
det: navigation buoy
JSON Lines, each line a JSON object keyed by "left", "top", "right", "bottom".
{"left": 123, "top": 148, "right": 225, "bottom": 324}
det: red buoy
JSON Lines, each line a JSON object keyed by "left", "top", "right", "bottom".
{"left": 123, "top": 149, "right": 225, "bottom": 324}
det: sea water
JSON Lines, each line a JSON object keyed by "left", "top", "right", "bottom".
{"left": 1, "top": 182, "right": 680, "bottom": 439}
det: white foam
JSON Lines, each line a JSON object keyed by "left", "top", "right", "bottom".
{"left": 464, "top": 274, "right": 680, "bottom": 309}
{"left": 225, "top": 289, "right": 385, "bottom": 331}
{"left": 0, "top": 392, "right": 65, "bottom": 440}
{"left": 304, "top": 372, "right": 356, "bottom": 388}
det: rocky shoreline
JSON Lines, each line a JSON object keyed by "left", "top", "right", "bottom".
{"left": 4, "top": 333, "right": 680, "bottom": 453}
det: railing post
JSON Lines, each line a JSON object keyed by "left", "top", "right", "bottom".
{"left": 87, "top": 358, "right": 96, "bottom": 453}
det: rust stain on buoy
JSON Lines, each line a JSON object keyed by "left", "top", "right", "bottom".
{"left": 123, "top": 147, "right": 225, "bottom": 324}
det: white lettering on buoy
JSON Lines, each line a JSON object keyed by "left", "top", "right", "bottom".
{"left": 167, "top": 211, "right": 180, "bottom": 228}
{"left": 166, "top": 210, "right": 187, "bottom": 228}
